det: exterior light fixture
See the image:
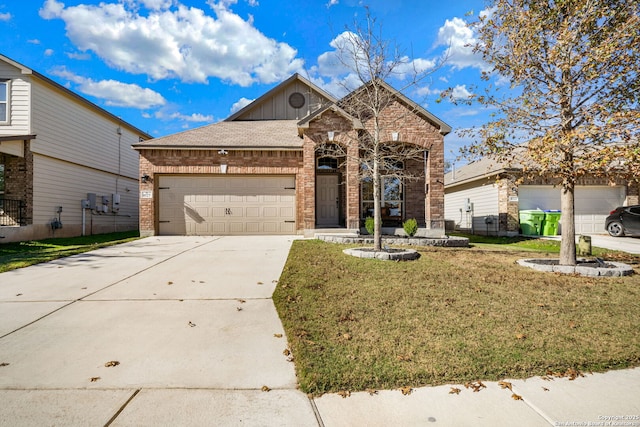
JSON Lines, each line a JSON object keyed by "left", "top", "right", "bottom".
{"left": 218, "top": 149, "right": 228, "bottom": 155}
{"left": 141, "top": 173, "right": 151, "bottom": 183}
{"left": 328, "top": 131, "right": 335, "bottom": 141}
{"left": 392, "top": 132, "right": 399, "bottom": 141}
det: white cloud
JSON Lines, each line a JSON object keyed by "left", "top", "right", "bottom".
{"left": 39, "top": 0, "right": 304, "bottom": 86}
{"left": 451, "top": 84, "right": 472, "bottom": 100}
{"left": 44, "top": 49, "right": 55, "bottom": 56}
{"left": 230, "top": 97, "right": 254, "bottom": 114}
{"left": 28, "top": 39, "right": 41, "bottom": 45}
{"left": 50, "top": 67, "right": 166, "bottom": 109}
{"left": 66, "top": 51, "right": 91, "bottom": 60}
{"left": 326, "top": 0, "right": 338, "bottom": 7}
{"left": 155, "top": 110, "right": 214, "bottom": 122}
{"left": 436, "top": 16, "right": 488, "bottom": 71}
{"left": 0, "top": 12, "right": 11, "bottom": 21}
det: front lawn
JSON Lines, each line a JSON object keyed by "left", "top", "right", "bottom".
{"left": 0, "top": 231, "right": 141, "bottom": 273}
{"left": 273, "top": 239, "right": 640, "bottom": 396}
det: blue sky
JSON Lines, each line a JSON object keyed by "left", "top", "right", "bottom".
{"left": 0, "top": 0, "right": 492, "bottom": 164}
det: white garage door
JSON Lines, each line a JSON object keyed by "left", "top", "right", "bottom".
{"left": 158, "top": 175, "right": 296, "bottom": 235}
{"left": 519, "top": 185, "right": 626, "bottom": 234}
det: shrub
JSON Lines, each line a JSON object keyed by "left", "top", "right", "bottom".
{"left": 365, "top": 216, "right": 375, "bottom": 235}
{"left": 403, "top": 218, "right": 418, "bottom": 237}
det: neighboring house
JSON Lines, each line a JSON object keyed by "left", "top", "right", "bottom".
{"left": 0, "top": 54, "right": 152, "bottom": 243}
{"left": 444, "top": 157, "right": 640, "bottom": 236}
{"left": 134, "top": 74, "right": 450, "bottom": 237}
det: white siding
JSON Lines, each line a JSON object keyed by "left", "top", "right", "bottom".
{"left": 32, "top": 155, "right": 139, "bottom": 231}
{"left": 445, "top": 182, "right": 499, "bottom": 231}
{"left": 30, "top": 79, "right": 140, "bottom": 179}
{"left": 0, "top": 62, "right": 30, "bottom": 135}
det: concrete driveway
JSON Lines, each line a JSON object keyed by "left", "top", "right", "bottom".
{"left": 0, "top": 236, "right": 318, "bottom": 426}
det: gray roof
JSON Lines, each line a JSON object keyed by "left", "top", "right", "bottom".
{"left": 445, "top": 157, "right": 515, "bottom": 187}
{"left": 133, "top": 120, "right": 302, "bottom": 150}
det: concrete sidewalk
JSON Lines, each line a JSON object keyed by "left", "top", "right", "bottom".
{"left": 1, "top": 236, "right": 639, "bottom": 426}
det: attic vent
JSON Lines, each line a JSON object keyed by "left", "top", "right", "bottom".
{"left": 288, "top": 92, "right": 305, "bottom": 109}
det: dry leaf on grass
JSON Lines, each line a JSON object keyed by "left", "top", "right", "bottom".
{"left": 337, "top": 390, "right": 351, "bottom": 398}
{"left": 273, "top": 333, "right": 283, "bottom": 338}
{"left": 366, "top": 389, "right": 378, "bottom": 396}
{"left": 515, "top": 333, "right": 527, "bottom": 340}
{"left": 449, "top": 387, "right": 461, "bottom": 395}
{"left": 104, "top": 361, "right": 120, "bottom": 367}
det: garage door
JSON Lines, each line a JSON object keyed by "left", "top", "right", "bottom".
{"left": 519, "top": 185, "right": 626, "bottom": 234}
{"left": 158, "top": 175, "right": 296, "bottom": 235}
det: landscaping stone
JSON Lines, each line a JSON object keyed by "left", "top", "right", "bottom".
{"left": 343, "top": 247, "right": 420, "bottom": 261}
{"left": 517, "top": 258, "right": 634, "bottom": 277}
{"left": 317, "top": 234, "right": 469, "bottom": 248}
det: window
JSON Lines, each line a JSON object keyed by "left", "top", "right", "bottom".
{"left": 0, "top": 80, "right": 8, "bottom": 124}
{"left": 317, "top": 157, "right": 338, "bottom": 170}
{"left": 361, "top": 176, "right": 403, "bottom": 221}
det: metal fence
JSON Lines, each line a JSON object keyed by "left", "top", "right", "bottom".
{"left": 0, "top": 197, "right": 26, "bottom": 226}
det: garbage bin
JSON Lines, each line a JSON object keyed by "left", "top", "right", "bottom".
{"left": 519, "top": 209, "right": 545, "bottom": 235}
{"left": 542, "top": 210, "right": 562, "bottom": 236}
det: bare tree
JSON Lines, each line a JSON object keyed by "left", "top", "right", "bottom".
{"left": 316, "top": 9, "right": 447, "bottom": 251}
{"left": 453, "top": 0, "right": 640, "bottom": 265}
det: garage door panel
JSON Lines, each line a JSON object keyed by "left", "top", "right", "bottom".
{"left": 519, "top": 185, "right": 625, "bottom": 235}
{"left": 158, "top": 175, "right": 296, "bottom": 235}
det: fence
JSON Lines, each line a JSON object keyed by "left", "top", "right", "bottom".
{"left": 0, "top": 197, "right": 26, "bottom": 226}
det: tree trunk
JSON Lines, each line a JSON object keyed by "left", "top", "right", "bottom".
{"left": 560, "top": 183, "right": 577, "bottom": 266}
{"left": 373, "top": 156, "right": 382, "bottom": 251}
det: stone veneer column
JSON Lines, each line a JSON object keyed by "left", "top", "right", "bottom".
{"left": 302, "top": 138, "right": 316, "bottom": 230}
{"left": 426, "top": 140, "right": 445, "bottom": 229}
{"left": 498, "top": 178, "right": 520, "bottom": 234}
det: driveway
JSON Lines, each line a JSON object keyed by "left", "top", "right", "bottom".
{"left": 0, "top": 236, "right": 318, "bottom": 426}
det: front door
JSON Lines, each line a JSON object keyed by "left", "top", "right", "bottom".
{"left": 317, "top": 174, "right": 339, "bottom": 226}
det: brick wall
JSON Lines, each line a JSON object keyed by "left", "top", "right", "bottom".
{"left": 138, "top": 148, "right": 303, "bottom": 235}
{"left": 1, "top": 141, "right": 33, "bottom": 225}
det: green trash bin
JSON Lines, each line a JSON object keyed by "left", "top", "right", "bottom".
{"left": 519, "top": 210, "right": 545, "bottom": 235}
{"left": 542, "top": 210, "right": 561, "bottom": 236}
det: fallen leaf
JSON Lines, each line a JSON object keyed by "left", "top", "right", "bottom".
{"left": 104, "top": 361, "right": 120, "bottom": 367}
{"left": 167, "top": 281, "right": 173, "bottom": 285}
{"left": 90, "top": 377, "right": 101, "bottom": 382}
{"left": 337, "top": 390, "right": 351, "bottom": 398}
{"left": 400, "top": 386, "right": 413, "bottom": 396}
{"left": 257, "top": 281, "right": 263, "bottom": 285}
{"left": 237, "top": 299, "right": 246, "bottom": 303}
{"left": 464, "top": 381, "right": 486, "bottom": 392}
{"left": 515, "top": 333, "right": 527, "bottom": 340}
{"left": 396, "top": 354, "right": 412, "bottom": 362}
{"left": 16, "top": 293, "right": 22, "bottom": 296}
{"left": 542, "top": 387, "right": 549, "bottom": 392}
{"left": 366, "top": 388, "right": 378, "bottom": 395}
{"left": 273, "top": 333, "right": 283, "bottom": 338}
{"left": 236, "top": 307, "right": 243, "bottom": 311}
{"left": 498, "top": 380, "right": 513, "bottom": 391}
{"left": 449, "top": 387, "right": 461, "bottom": 395}
{"left": 272, "top": 280, "right": 278, "bottom": 283}
{"left": 0, "top": 362, "right": 9, "bottom": 367}
{"left": 341, "top": 333, "right": 352, "bottom": 341}
{"left": 568, "top": 321, "right": 577, "bottom": 329}
{"left": 511, "top": 393, "right": 523, "bottom": 401}
{"left": 261, "top": 385, "right": 271, "bottom": 392}
{"left": 283, "top": 349, "right": 291, "bottom": 356}
{"left": 188, "top": 321, "right": 196, "bottom": 327}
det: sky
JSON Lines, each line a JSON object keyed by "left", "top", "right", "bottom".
{"left": 0, "top": 0, "right": 494, "bottom": 164}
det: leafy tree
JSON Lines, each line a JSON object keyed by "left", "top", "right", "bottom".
{"left": 455, "top": 0, "right": 640, "bottom": 265}
{"left": 316, "top": 9, "right": 447, "bottom": 251}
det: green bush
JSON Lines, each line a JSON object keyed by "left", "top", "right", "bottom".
{"left": 403, "top": 218, "right": 418, "bottom": 237}
{"left": 365, "top": 216, "right": 375, "bottom": 235}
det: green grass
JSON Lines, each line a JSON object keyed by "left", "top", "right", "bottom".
{"left": 0, "top": 231, "right": 141, "bottom": 273}
{"left": 273, "top": 239, "right": 640, "bottom": 396}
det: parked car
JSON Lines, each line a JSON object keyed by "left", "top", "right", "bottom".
{"left": 605, "top": 205, "right": 640, "bottom": 237}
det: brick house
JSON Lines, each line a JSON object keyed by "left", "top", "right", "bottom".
{"left": 134, "top": 74, "right": 450, "bottom": 236}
